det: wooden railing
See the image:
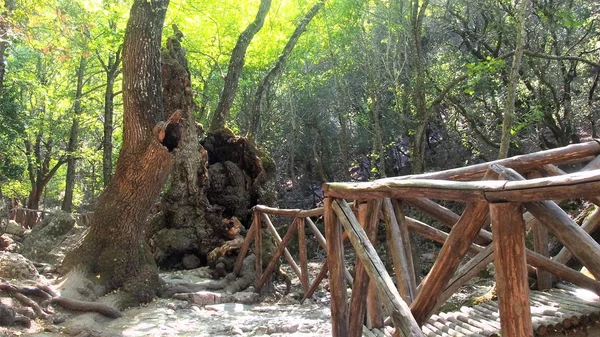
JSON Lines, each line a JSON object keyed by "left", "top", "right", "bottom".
{"left": 232, "top": 205, "right": 331, "bottom": 295}
{"left": 323, "top": 140, "right": 600, "bottom": 337}
{"left": 234, "top": 140, "right": 600, "bottom": 337}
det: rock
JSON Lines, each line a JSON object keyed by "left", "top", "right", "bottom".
{"left": 21, "top": 212, "right": 85, "bottom": 265}
{"left": 4, "top": 220, "right": 25, "bottom": 237}
{"left": 188, "top": 291, "right": 222, "bottom": 306}
{"left": 0, "top": 234, "right": 22, "bottom": 253}
{"left": 0, "top": 302, "right": 15, "bottom": 326}
{"left": 230, "top": 326, "right": 244, "bottom": 335}
{"left": 182, "top": 254, "right": 201, "bottom": 269}
{"left": 0, "top": 252, "right": 39, "bottom": 280}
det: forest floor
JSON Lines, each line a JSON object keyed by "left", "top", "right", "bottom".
{"left": 0, "top": 251, "right": 497, "bottom": 337}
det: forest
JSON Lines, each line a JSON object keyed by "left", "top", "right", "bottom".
{"left": 0, "top": 0, "right": 598, "bottom": 217}
{"left": 0, "top": 0, "right": 599, "bottom": 335}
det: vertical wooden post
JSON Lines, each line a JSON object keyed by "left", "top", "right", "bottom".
{"left": 527, "top": 170, "right": 552, "bottom": 290}
{"left": 325, "top": 197, "right": 348, "bottom": 336}
{"left": 349, "top": 199, "right": 382, "bottom": 337}
{"left": 531, "top": 218, "right": 552, "bottom": 290}
{"left": 382, "top": 198, "right": 416, "bottom": 303}
{"left": 297, "top": 217, "right": 309, "bottom": 293}
{"left": 392, "top": 200, "right": 417, "bottom": 294}
{"left": 490, "top": 202, "right": 533, "bottom": 337}
{"left": 254, "top": 211, "right": 262, "bottom": 286}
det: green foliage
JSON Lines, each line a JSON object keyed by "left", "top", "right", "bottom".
{"left": 2, "top": 0, "right": 599, "bottom": 209}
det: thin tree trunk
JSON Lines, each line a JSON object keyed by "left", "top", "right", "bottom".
{"left": 101, "top": 45, "right": 122, "bottom": 187}
{"left": 247, "top": 0, "right": 323, "bottom": 140}
{"left": 410, "top": 0, "right": 429, "bottom": 174}
{"left": 498, "top": 0, "right": 527, "bottom": 159}
{"left": 62, "top": 55, "right": 87, "bottom": 212}
{"left": 62, "top": 0, "right": 173, "bottom": 305}
{"left": 208, "top": 0, "right": 272, "bottom": 132}
{"left": 0, "top": 0, "right": 15, "bottom": 95}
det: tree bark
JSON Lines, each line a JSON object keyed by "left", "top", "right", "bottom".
{"left": 61, "top": 0, "right": 172, "bottom": 305}
{"left": 498, "top": 0, "right": 527, "bottom": 159}
{"left": 62, "top": 55, "right": 87, "bottom": 212}
{"left": 24, "top": 134, "right": 66, "bottom": 228}
{"left": 208, "top": 0, "right": 272, "bottom": 132}
{"left": 247, "top": 0, "right": 323, "bottom": 141}
{"left": 410, "top": 0, "right": 429, "bottom": 174}
{"left": 100, "top": 43, "right": 122, "bottom": 187}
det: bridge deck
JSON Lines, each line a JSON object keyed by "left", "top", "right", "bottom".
{"left": 364, "top": 284, "right": 600, "bottom": 337}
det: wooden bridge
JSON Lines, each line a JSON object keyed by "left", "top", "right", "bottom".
{"left": 235, "top": 140, "right": 600, "bottom": 336}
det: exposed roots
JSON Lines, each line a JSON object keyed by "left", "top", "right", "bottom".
{"left": 0, "top": 278, "right": 122, "bottom": 328}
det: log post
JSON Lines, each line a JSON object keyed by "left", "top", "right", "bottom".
{"left": 349, "top": 199, "right": 382, "bottom": 337}
{"left": 496, "top": 165, "right": 600, "bottom": 280}
{"left": 325, "top": 197, "right": 349, "bottom": 337}
{"left": 297, "top": 217, "right": 309, "bottom": 293}
{"left": 254, "top": 210, "right": 262, "bottom": 285}
{"left": 332, "top": 199, "right": 424, "bottom": 337}
{"left": 527, "top": 170, "right": 552, "bottom": 290}
{"left": 382, "top": 198, "right": 416, "bottom": 303}
{"left": 392, "top": 200, "right": 417, "bottom": 292}
{"left": 233, "top": 217, "right": 257, "bottom": 276}
{"left": 490, "top": 202, "right": 533, "bottom": 337}
{"left": 531, "top": 218, "right": 553, "bottom": 290}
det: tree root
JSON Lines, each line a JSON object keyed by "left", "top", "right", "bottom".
{"left": 0, "top": 279, "right": 122, "bottom": 325}
{"left": 50, "top": 297, "right": 122, "bottom": 318}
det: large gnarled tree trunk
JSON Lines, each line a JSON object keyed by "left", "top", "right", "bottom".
{"left": 61, "top": 0, "right": 172, "bottom": 304}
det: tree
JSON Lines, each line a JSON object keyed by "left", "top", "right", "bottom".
{"left": 61, "top": 54, "right": 87, "bottom": 212}
{"left": 61, "top": 0, "right": 172, "bottom": 304}
{"left": 208, "top": 0, "right": 272, "bottom": 132}
{"left": 246, "top": 0, "right": 324, "bottom": 141}
{"left": 498, "top": 0, "right": 527, "bottom": 159}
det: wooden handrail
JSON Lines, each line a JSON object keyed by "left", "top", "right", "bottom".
{"left": 323, "top": 169, "right": 600, "bottom": 202}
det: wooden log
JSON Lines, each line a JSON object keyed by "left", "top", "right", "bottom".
{"left": 525, "top": 249, "right": 600, "bottom": 294}
{"left": 410, "top": 198, "right": 490, "bottom": 324}
{"left": 532, "top": 218, "right": 553, "bottom": 290}
{"left": 405, "top": 208, "right": 600, "bottom": 291}
{"left": 392, "top": 200, "right": 417, "bottom": 296}
{"left": 459, "top": 307, "right": 502, "bottom": 330}
{"left": 255, "top": 211, "right": 263, "bottom": 285}
{"left": 297, "top": 217, "right": 309, "bottom": 293}
{"left": 527, "top": 170, "right": 553, "bottom": 291}
{"left": 302, "top": 261, "right": 328, "bottom": 302}
{"left": 349, "top": 199, "right": 382, "bottom": 337}
{"left": 332, "top": 199, "right": 424, "bottom": 337}
{"left": 434, "top": 243, "right": 495, "bottom": 312}
{"left": 454, "top": 311, "right": 499, "bottom": 334}
{"left": 438, "top": 312, "right": 487, "bottom": 336}
{"left": 367, "top": 280, "right": 384, "bottom": 329}
{"left": 253, "top": 204, "right": 323, "bottom": 217}
{"left": 323, "top": 169, "right": 600, "bottom": 202}
{"left": 233, "top": 218, "right": 257, "bottom": 276}
{"left": 305, "top": 216, "right": 354, "bottom": 286}
{"left": 382, "top": 199, "right": 416, "bottom": 303}
{"left": 404, "top": 198, "right": 491, "bottom": 246}
{"left": 256, "top": 221, "right": 297, "bottom": 291}
{"left": 325, "top": 197, "right": 349, "bottom": 337}
{"left": 496, "top": 165, "right": 600, "bottom": 280}
{"left": 554, "top": 207, "right": 600, "bottom": 266}
{"left": 490, "top": 202, "right": 533, "bottom": 337}
{"left": 262, "top": 214, "right": 303, "bottom": 283}
{"left": 391, "top": 140, "right": 600, "bottom": 181}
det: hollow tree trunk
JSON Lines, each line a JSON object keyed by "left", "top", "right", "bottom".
{"left": 61, "top": 0, "right": 172, "bottom": 304}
